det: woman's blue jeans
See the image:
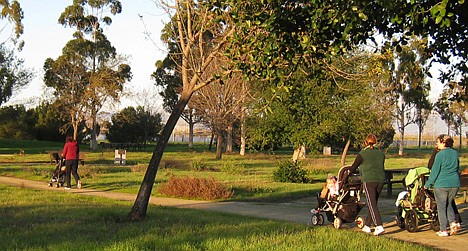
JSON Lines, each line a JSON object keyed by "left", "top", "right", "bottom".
{"left": 434, "top": 187, "right": 459, "bottom": 230}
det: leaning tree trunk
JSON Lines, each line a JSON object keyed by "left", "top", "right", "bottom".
{"left": 128, "top": 95, "right": 190, "bottom": 220}
{"left": 340, "top": 138, "right": 352, "bottom": 167}
{"left": 209, "top": 133, "right": 214, "bottom": 151}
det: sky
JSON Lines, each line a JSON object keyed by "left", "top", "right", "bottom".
{"left": 4, "top": 0, "right": 169, "bottom": 112}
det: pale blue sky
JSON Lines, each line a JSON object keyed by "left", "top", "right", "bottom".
{"left": 6, "top": 0, "right": 168, "bottom": 109}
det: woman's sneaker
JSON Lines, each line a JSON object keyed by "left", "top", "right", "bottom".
{"left": 361, "top": 225, "right": 372, "bottom": 233}
{"left": 450, "top": 222, "right": 461, "bottom": 235}
{"left": 436, "top": 230, "right": 449, "bottom": 237}
{"left": 373, "top": 226, "right": 385, "bottom": 236}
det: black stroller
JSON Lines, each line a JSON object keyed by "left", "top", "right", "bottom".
{"left": 310, "top": 165, "right": 366, "bottom": 229}
{"left": 48, "top": 153, "right": 66, "bottom": 188}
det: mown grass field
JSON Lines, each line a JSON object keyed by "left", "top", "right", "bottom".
{"left": 1, "top": 139, "right": 458, "bottom": 250}
{"left": 0, "top": 184, "right": 437, "bottom": 251}
{"left": 1, "top": 139, "right": 467, "bottom": 202}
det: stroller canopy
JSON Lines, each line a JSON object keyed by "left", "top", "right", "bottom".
{"left": 404, "top": 166, "right": 430, "bottom": 203}
{"left": 404, "top": 167, "right": 430, "bottom": 187}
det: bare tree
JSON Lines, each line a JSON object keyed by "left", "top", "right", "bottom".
{"left": 190, "top": 57, "right": 249, "bottom": 159}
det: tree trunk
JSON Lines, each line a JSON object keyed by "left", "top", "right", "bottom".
{"left": 460, "top": 126, "right": 463, "bottom": 152}
{"left": 399, "top": 128, "right": 405, "bottom": 156}
{"left": 340, "top": 139, "right": 351, "bottom": 167}
{"left": 240, "top": 106, "right": 246, "bottom": 156}
{"left": 90, "top": 119, "right": 98, "bottom": 150}
{"left": 128, "top": 94, "right": 190, "bottom": 220}
{"left": 226, "top": 124, "right": 233, "bottom": 153}
{"left": 72, "top": 118, "right": 79, "bottom": 141}
{"left": 418, "top": 124, "right": 422, "bottom": 150}
{"left": 292, "top": 144, "right": 306, "bottom": 163}
{"left": 215, "top": 131, "right": 223, "bottom": 159}
{"left": 209, "top": 133, "right": 214, "bottom": 151}
{"left": 188, "top": 112, "right": 194, "bottom": 149}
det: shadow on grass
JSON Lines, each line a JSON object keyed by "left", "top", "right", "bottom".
{"left": 0, "top": 185, "right": 435, "bottom": 251}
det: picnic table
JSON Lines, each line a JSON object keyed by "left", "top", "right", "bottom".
{"left": 384, "top": 168, "right": 412, "bottom": 197}
{"left": 384, "top": 168, "right": 468, "bottom": 203}
{"left": 99, "top": 142, "right": 145, "bottom": 151}
{"left": 46, "top": 150, "right": 87, "bottom": 165}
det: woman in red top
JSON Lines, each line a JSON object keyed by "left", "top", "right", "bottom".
{"left": 62, "top": 135, "right": 82, "bottom": 189}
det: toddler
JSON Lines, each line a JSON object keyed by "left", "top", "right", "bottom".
{"left": 311, "top": 174, "right": 340, "bottom": 213}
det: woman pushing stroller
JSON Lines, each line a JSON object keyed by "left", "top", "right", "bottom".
{"left": 424, "top": 134, "right": 461, "bottom": 237}
{"left": 62, "top": 135, "right": 82, "bottom": 190}
{"left": 349, "top": 134, "right": 386, "bottom": 236}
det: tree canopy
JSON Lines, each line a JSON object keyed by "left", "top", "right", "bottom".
{"left": 221, "top": 0, "right": 467, "bottom": 98}
{"left": 44, "top": 0, "right": 131, "bottom": 142}
{"left": 107, "top": 106, "right": 164, "bottom": 144}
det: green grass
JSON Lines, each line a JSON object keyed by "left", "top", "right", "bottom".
{"left": 0, "top": 184, "right": 436, "bottom": 251}
{"left": 1, "top": 139, "right": 467, "bottom": 202}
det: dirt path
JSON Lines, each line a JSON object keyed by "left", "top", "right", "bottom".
{"left": 0, "top": 176, "right": 466, "bottom": 251}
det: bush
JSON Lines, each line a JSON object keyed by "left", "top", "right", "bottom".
{"left": 190, "top": 159, "right": 208, "bottom": 171}
{"left": 158, "top": 176, "right": 233, "bottom": 200}
{"left": 273, "top": 160, "right": 309, "bottom": 183}
{"left": 220, "top": 160, "right": 246, "bottom": 174}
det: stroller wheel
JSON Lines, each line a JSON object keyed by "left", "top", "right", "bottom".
{"left": 333, "top": 217, "right": 343, "bottom": 229}
{"left": 396, "top": 216, "right": 406, "bottom": 229}
{"left": 310, "top": 214, "right": 324, "bottom": 226}
{"left": 48, "top": 182, "right": 52, "bottom": 187}
{"left": 317, "top": 214, "right": 324, "bottom": 226}
{"left": 430, "top": 213, "right": 440, "bottom": 232}
{"left": 56, "top": 183, "right": 60, "bottom": 188}
{"left": 396, "top": 206, "right": 406, "bottom": 229}
{"left": 355, "top": 216, "right": 365, "bottom": 229}
{"left": 404, "top": 209, "right": 419, "bottom": 233}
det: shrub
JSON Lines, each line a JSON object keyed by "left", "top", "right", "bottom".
{"left": 162, "top": 159, "right": 189, "bottom": 170}
{"left": 158, "top": 176, "right": 233, "bottom": 200}
{"left": 273, "top": 160, "right": 309, "bottom": 183}
{"left": 220, "top": 160, "right": 246, "bottom": 174}
{"left": 190, "top": 158, "right": 208, "bottom": 171}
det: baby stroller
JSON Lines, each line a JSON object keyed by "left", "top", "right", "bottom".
{"left": 395, "top": 166, "right": 439, "bottom": 232}
{"left": 310, "top": 165, "right": 366, "bottom": 229}
{"left": 48, "top": 154, "right": 66, "bottom": 188}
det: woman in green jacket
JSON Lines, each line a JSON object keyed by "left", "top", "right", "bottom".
{"left": 349, "top": 134, "right": 386, "bottom": 236}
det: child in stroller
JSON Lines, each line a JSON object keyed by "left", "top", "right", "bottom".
{"left": 48, "top": 153, "right": 66, "bottom": 188}
{"left": 310, "top": 165, "right": 366, "bottom": 229}
{"left": 316, "top": 173, "right": 340, "bottom": 204}
{"left": 395, "top": 166, "right": 439, "bottom": 232}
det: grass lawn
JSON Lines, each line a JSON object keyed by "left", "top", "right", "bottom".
{"left": 0, "top": 184, "right": 437, "bottom": 251}
{"left": 1, "top": 139, "right": 467, "bottom": 202}
{"left": 1, "top": 139, "right": 457, "bottom": 250}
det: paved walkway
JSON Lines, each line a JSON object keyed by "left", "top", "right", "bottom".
{"left": 0, "top": 176, "right": 466, "bottom": 251}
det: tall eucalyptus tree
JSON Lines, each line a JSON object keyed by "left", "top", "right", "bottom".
{"left": 44, "top": 0, "right": 131, "bottom": 142}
